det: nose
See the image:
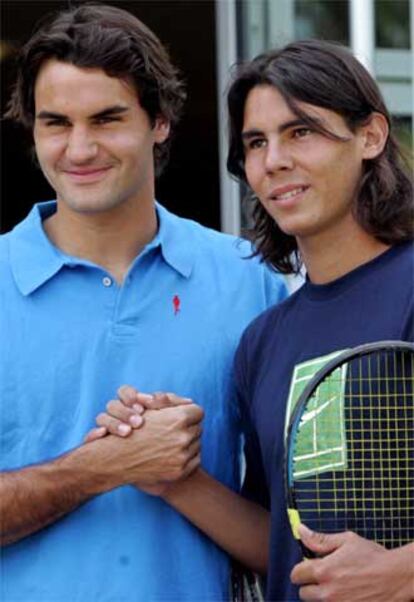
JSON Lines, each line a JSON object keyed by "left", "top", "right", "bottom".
{"left": 65, "top": 125, "right": 98, "bottom": 164}
{"left": 264, "top": 139, "right": 293, "bottom": 173}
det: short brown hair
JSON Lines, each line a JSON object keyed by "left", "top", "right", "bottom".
{"left": 6, "top": 3, "right": 186, "bottom": 175}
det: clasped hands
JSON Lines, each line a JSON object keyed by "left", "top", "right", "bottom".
{"left": 84, "top": 388, "right": 414, "bottom": 602}
{"left": 85, "top": 386, "right": 203, "bottom": 496}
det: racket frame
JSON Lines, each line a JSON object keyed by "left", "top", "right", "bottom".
{"left": 284, "top": 339, "right": 414, "bottom": 555}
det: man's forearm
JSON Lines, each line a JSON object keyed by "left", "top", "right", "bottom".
{"left": 163, "top": 469, "right": 270, "bottom": 574}
{"left": 1, "top": 405, "right": 204, "bottom": 547}
{"left": 0, "top": 441, "right": 115, "bottom": 546}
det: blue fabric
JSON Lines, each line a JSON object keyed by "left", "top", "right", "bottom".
{"left": 0, "top": 201, "right": 288, "bottom": 602}
{"left": 235, "top": 242, "right": 414, "bottom": 601}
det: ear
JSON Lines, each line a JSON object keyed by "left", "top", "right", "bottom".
{"left": 360, "top": 112, "right": 389, "bottom": 160}
{"left": 153, "top": 115, "right": 170, "bottom": 144}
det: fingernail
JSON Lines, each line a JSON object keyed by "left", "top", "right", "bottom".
{"left": 137, "top": 393, "right": 153, "bottom": 402}
{"left": 130, "top": 415, "right": 142, "bottom": 427}
{"left": 133, "top": 404, "right": 144, "bottom": 414}
{"left": 298, "top": 524, "right": 312, "bottom": 536}
{"left": 118, "top": 424, "right": 131, "bottom": 436}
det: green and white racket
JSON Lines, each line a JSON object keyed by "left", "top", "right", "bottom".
{"left": 285, "top": 341, "right": 414, "bottom": 556}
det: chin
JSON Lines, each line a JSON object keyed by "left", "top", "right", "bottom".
{"left": 60, "top": 195, "right": 122, "bottom": 214}
{"left": 274, "top": 222, "right": 305, "bottom": 237}
{"left": 273, "top": 214, "right": 319, "bottom": 238}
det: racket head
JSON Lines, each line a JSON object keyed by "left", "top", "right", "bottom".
{"left": 285, "top": 340, "right": 414, "bottom": 556}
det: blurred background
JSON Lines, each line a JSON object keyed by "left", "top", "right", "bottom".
{"left": 1, "top": 0, "right": 413, "bottom": 235}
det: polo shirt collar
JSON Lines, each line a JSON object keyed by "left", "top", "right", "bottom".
{"left": 154, "top": 202, "right": 194, "bottom": 279}
{"left": 9, "top": 201, "right": 194, "bottom": 296}
{"left": 9, "top": 202, "right": 67, "bottom": 296}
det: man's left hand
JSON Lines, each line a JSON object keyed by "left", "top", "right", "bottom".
{"left": 290, "top": 524, "right": 414, "bottom": 602}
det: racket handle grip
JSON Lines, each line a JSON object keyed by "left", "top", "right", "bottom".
{"left": 287, "top": 509, "right": 317, "bottom": 559}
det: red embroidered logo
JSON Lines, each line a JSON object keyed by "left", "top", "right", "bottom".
{"left": 173, "top": 295, "right": 181, "bottom": 315}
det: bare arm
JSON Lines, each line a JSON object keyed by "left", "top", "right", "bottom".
{"left": 163, "top": 468, "right": 270, "bottom": 574}
{"left": 1, "top": 404, "right": 203, "bottom": 546}
{"left": 0, "top": 441, "right": 113, "bottom": 546}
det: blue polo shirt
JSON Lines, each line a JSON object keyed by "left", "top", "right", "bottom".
{"left": 0, "top": 201, "right": 287, "bottom": 602}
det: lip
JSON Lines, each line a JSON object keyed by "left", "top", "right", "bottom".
{"left": 267, "top": 184, "right": 309, "bottom": 206}
{"left": 62, "top": 165, "right": 113, "bottom": 184}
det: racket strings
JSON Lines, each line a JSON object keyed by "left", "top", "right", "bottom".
{"left": 292, "top": 348, "right": 414, "bottom": 549}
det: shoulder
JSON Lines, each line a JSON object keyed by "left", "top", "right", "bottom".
{"left": 0, "top": 232, "right": 11, "bottom": 269}
{"left": 395, "top": 241, "right": 414, "bottom": 271}
{"left": 163, "top": 207, "right": 288, "bottom": 300}
{"left": 0, "top": 233, "right": 15, "bottom": 298}
{"left": 374, "top": 241, "right": 413, "bottom": 276}
{"left": 172, "top": 211, "right": 255, "bottom": 257}
{"left": 159, "top": 204, "right": 257, "bottom": 259}
{"left": 366, "top": 242, "right": 414, "bottom": 311}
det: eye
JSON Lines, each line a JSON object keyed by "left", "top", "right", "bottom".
{"left": 292, "top": 127, "right": 312, "bottom": 139}
{"left": 45, "top": 119, "right": 69, "bottom": 128}
{"left": 247, "top": 138, "right": 267, "bottom": 150}
{"left": 93, "top": 116, "right": 122, "bottom": 125}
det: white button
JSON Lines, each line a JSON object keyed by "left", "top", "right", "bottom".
{"left": 102, "top": 276, "right": 112, "bottom": 287}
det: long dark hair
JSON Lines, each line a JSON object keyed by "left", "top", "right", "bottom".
{"left": 6, "top": 3, "right": 186, "bottom": 175}
{"left": 227, "top": 40, "right": 413, "bottom": 274}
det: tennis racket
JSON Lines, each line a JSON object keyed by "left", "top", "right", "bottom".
{"left": 285, "top": 340, "right": 414, "bottom": 557}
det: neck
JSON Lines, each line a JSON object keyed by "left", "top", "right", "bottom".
{"left": 298, "top": 219, "right": 390, "bottom": 284}
{"left": 44, "top": 198, "right": 157, "bottom": 284}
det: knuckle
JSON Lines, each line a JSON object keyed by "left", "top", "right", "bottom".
{"left": 179, "top": 432, "right": 192, "bottom": 447}
{"left": 117, "top": 384, "right": 136, "bottom": 404}
{"left": 189, "top": 404, "right": 204, "bottom": 422}
{"left": 170, "top": 466, "right": 184, "bottom": 481}
{"left": 96, "top": 412, "right": 108, "bottom": 426}
{"left": 324, "top": 587, "right": 336, "bottom": 602}
{"left": 313, "top": 530, "right": 328, "bottom": 547}
{"left": 106, "top": 399, "right": 118, "bottom": 413}
{"left": 154, "top": 392, "right": 168, "bottom": 407}
{"left": 175, "top": 407, "right": 188, "bottom": 423}
{"left": 313, "top": 559, "right": 326, "bottom": 581}
{"left": 177, "top": 450, "right": 189, "bottom": 466}
{"left": 117, "top": 384, "right": 128, "bottom": 397}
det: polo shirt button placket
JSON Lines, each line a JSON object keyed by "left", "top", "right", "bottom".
{"left": 102, "top": 276, "right": 112, "bottom": 287}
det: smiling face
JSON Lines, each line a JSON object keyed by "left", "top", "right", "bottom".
{"left": 242, "top": 85, "right": 373, "bottom": 244}
{"left": 33, "top": 60, "right": 169, "bottom": 216}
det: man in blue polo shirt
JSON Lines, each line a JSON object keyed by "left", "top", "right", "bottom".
{"left": 0, "top": 4, "right": 287, "bottom": 601}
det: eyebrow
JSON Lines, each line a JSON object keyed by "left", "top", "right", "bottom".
{"left": 36, "top": 105, "right": 129, "bottom": 121}
{"left": 241, "top": 117, "right": 324, "bottom": 140}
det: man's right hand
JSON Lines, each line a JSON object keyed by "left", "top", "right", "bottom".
{"left": 93, "top": 402, "right": 203, "bottom": 493}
